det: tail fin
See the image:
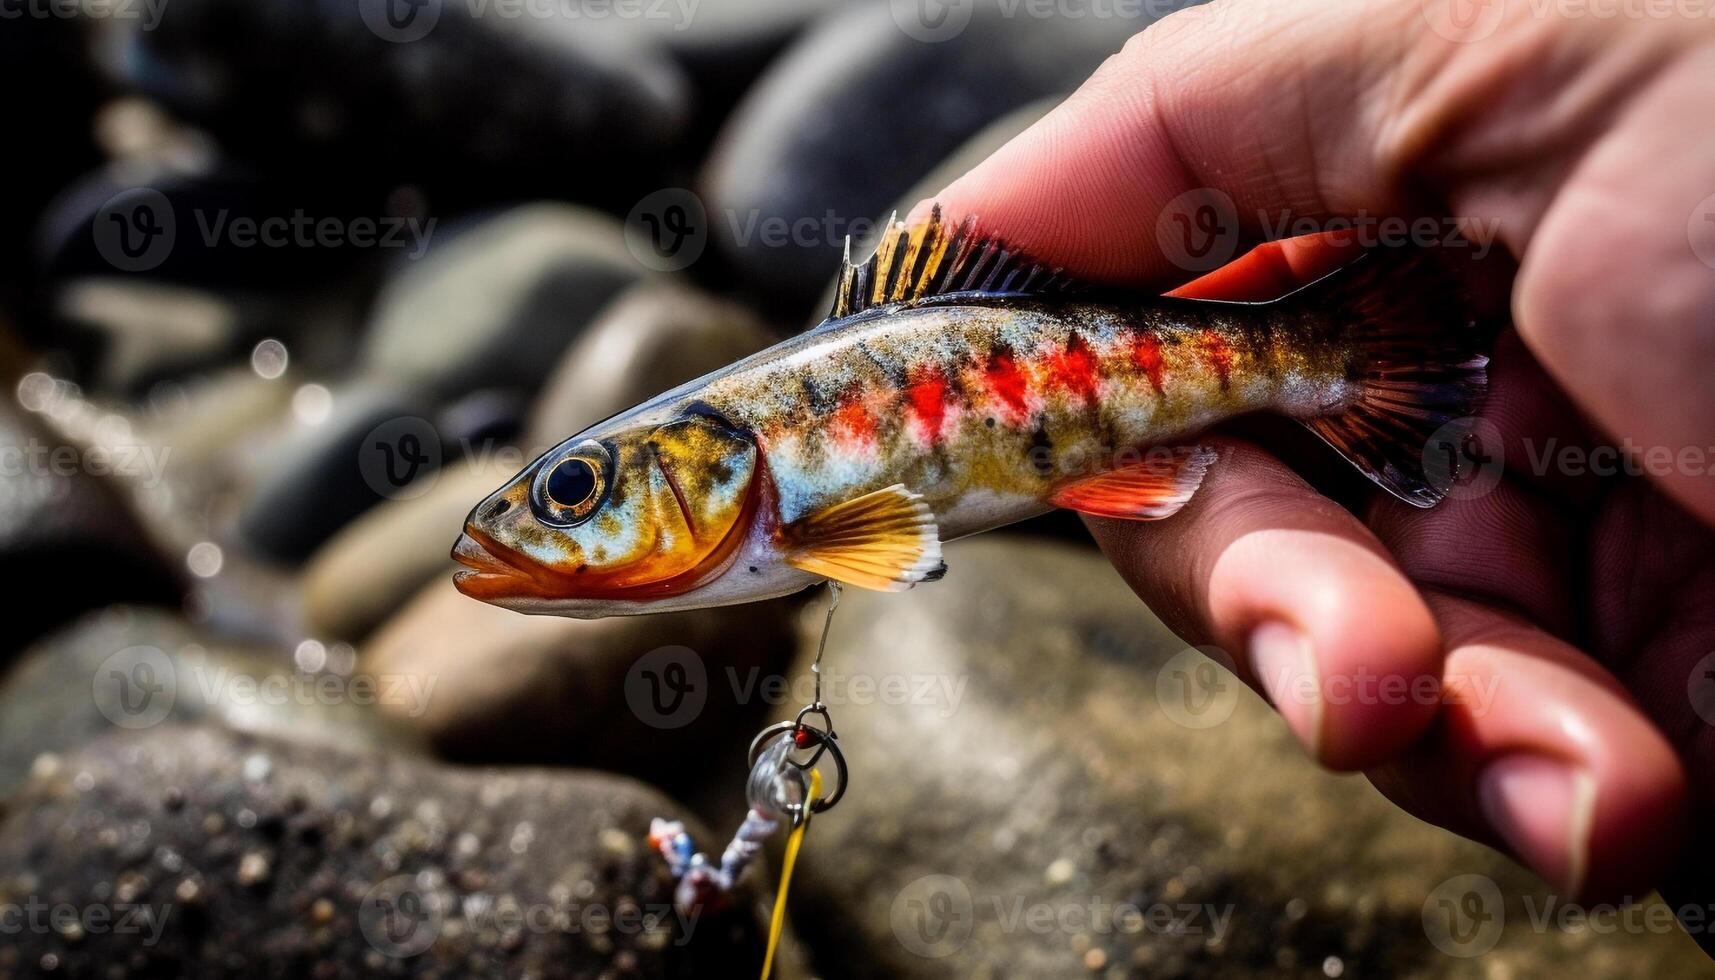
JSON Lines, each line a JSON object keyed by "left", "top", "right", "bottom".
{"left": 1286, "top": 248, "right": 1490, "bottom": 508}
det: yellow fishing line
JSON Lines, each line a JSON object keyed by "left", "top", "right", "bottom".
{"left": 760, "top": 768, "right": 821, "bottom": 980}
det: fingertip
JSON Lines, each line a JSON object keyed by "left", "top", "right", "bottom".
{"left": 1086, "top": 441, "right": 1445, "bottom": 772}
{"left": 1214, "top": 526, "right": 1445, "bottom": 770}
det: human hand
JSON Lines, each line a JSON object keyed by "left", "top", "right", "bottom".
{"left": 918, "top": 0, "right": 1715, "bottom": 917}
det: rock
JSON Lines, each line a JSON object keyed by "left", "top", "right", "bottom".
{"left": 0, "top": 398, "right": 181, "bottom": 658}
{"left": 100, "top": 0, "right": 689, "bottom": 208}
{"left": 364, "top": 577, "right": 799, "bottom": 793}
{"left": 301, "top": 458, "right": 515, "bottom": 643}
{"left": 634, "top": 0, "right": 848, "bottom": 150}
{"left": 0, "top": 725, "right": 786, "bottom": 977}
{"left": 525, "top": 283, "right": 776, "bottom": 450}
{"left": 0, "top": 607, "right": 418, "bottom": 797}
{"left": 360, "top": 205, "right": 645, "bottom": 402}
{"left": 785, "top": 537, "right": 1709, "bottom": 977}
{"left": 35, "top": 160, "right": 388, "bottom": 290}
{"left": 700, "top": 0, "right": 1179, "bottom": 315}
{"left": 0, "top": 14, "right": 102, "bottom": 285}
{"left": 51, "top": 278, "right": 266, "bottom": 395}
{"left": 233, "top": 380, "right": 436, "bottom": 565}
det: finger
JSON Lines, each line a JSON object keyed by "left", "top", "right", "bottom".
{"left": 1364, "top": 595, "right": 1687, "bottom": 900}
{"left": 911, "top": 0, "right": 1433, "bottom": 286}
{"left": 1085, "top": 439, "right": 1443, "bottom": 771}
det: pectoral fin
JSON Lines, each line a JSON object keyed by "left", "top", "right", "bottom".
{"left": 782, "top": 484, "right": 945, "bottom": 592}
{"left": 1049, "top": 445, "right": 1218, "bottom": 520}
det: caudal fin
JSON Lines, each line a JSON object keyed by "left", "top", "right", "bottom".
{"left": 1287, "top": 248, "right": 1490, "bottom": 508}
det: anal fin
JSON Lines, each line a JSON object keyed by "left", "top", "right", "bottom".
{"left": 782, "top": 484, "right": 945, "bottom": 592}
{"left": 1049, "top": 446, "right": 1218, "bottom": 520}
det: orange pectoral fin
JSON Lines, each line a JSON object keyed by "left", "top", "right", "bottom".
{"left": 1049, "top": 445, "right": 1218, "bottom": 520}
{"left": 782, "top": 484, "right": 945, "bottom": 592}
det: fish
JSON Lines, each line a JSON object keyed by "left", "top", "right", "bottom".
{"left": 452, "top": 206, "right": 1488, "bottom": 618}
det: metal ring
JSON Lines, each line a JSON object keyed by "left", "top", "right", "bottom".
{"left": 748, "top": 721, "right": 848, "bottom": 814}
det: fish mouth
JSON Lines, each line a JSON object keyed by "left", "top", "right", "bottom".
{"left": 450, "top": 529, "right": 542, "bottom": 600}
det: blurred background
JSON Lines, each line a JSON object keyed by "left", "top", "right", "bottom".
{"left": 1, "top": 0, "right": 1710, "bottom": 976}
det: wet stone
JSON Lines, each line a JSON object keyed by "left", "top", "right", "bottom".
{"left": 785, "top": 536, "right": 1709, "bottom": 978}
{"left": 0, "top": 607, "right": 417, "bottom": 798}
{"left": 0, "top": 725, "right": 776, "bottom": 978}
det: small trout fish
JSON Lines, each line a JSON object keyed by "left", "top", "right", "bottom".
{"left": 454, "top": 207, "right": 1487, "bottom": 617}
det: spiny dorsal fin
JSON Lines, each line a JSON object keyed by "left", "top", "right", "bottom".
{"left": 829, "top": 203, "right": 1072, "bottom": 320}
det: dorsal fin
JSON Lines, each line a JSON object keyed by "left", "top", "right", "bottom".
{"left": 829, "top": 203, "right": 1073, "bottom": 320}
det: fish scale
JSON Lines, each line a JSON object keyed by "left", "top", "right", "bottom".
{"left": 453, "top": 206, "right": 1489, "bottom": 618}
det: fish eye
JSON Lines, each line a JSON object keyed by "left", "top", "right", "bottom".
{"left": 547, "top": 458, "right": 596, "bottom": 508}
{"left": 530, "top": 442, "right": 610, "bottom": 527}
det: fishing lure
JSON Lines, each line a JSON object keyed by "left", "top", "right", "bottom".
{"left": 453, "top": 206, "right": 1488, "bottom": 617}
{"left": 648, "top": 586, "right": 848, "bottom": 979}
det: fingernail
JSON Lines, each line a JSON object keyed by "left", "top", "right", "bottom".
{"left": 1478, "top": 754, "right": 1595, "bottom": 896}
{"left": 1247, "top": 620, "right": 1322, "bottom": 758}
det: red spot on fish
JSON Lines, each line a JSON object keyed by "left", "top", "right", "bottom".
{"left": 982, "top": 349, "right": 1031, "bottom": 424}
{"left": 1197, "top": 329, "right": 1232, "bottom": 391}
{"left": 1047, "top": 335, "right": 1100, "bottom": 406}
{"left": 830, "top": 391, "right": 877, "bottom": 452}
{"left": 906, "top": 366, "right": 951, "bottom": 445}
{"left": 1131, "top": 332, "right": 1165, "bottom": 396}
